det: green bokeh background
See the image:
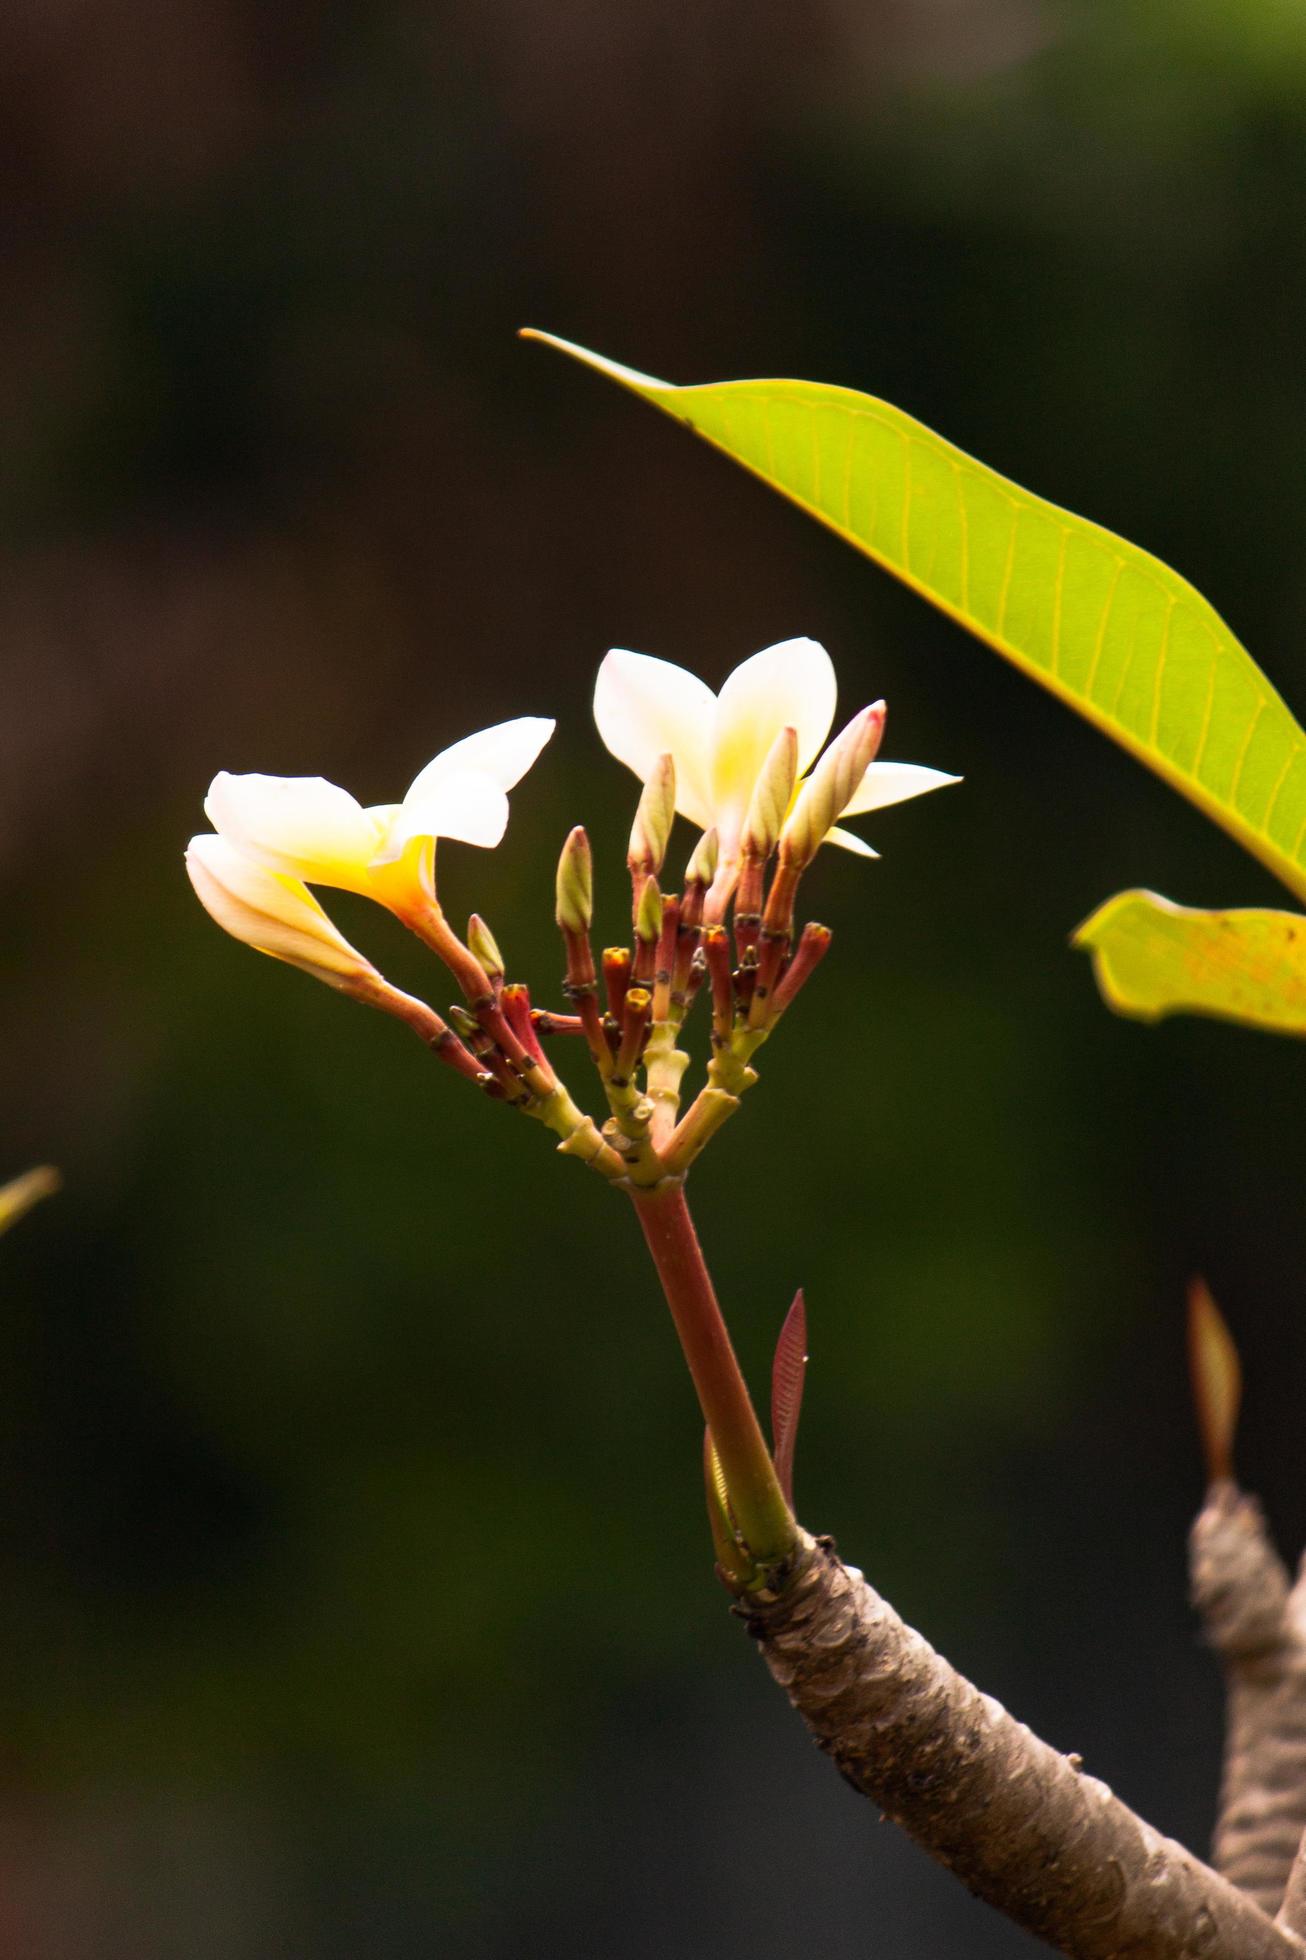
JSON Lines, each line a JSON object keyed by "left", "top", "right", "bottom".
{"left": 3, "top": 3, "right": 1306, "bottom": 1952}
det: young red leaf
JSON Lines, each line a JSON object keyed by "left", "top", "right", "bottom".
{"left": 1187, "top": 1277, "right": 1242, "bottom": 1487}
{"left": 771, "top": 1288, "right": 808, "bottom": 1509}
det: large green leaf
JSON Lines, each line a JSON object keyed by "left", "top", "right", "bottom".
{"left": 1074, "top": 892, "right": 1306, "bottom": 1035}
{"left": 524, "top": 331, "right": 1306, "bottom": 910}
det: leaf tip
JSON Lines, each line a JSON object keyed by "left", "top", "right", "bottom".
{"left": 515, "top": 329, "right": 671, "bottom": 394}
{"left": 1071, "top": 887, "right": 1152, "bottom": 951}
{"left": 1071, "top": 889, "right": 1177, "bottom": 1022}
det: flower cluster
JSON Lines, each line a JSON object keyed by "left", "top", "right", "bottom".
{"left": 187, "top": 640, "right": 956, "bottom": 1185}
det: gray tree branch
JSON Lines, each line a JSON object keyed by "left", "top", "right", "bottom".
{"left": 1190, "top": 1482, "right": 1306, "bottom": 1916}
{"left": 741, "top": 1531, "right": 1306, "bottom": 1959}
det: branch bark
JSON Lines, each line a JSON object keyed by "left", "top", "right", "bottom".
{"left": 1191, "top": 1482, "right": 1306, "bottom": 1916}
{"left": 743, "top": 1531, "right": 1306, "bottom": 1960}
{"left": 1280, "top": 1839, "right": 1306, "bottom": 1941}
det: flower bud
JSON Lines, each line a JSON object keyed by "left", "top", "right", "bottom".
{"left": 739, "top": 725, "right": 798, "bottom": 860}
{"left": 467, "top": 913, "right": 505, "bottom": 982}
{"left": 555, "top": 826, "right": 594, "bottom": 935}
{"left": 684, "top": 827, "right": 720, "bottom": 890}
{"left": 186, "top": 834, "right": 380, "bottom": 992}
{"left": 779, "top": 703, "right": 886, "bottom": 870}
{"left": 635, "top": 873, "right": 664, "bottom": 947}
{"left": 603, "top": 945, "right": 632, "bottom": 1019}
{"left": 627, "top": 752, "right": 676, "bottom": 877}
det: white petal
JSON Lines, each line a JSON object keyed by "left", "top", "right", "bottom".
{"left": 840, "top": 761, "right": 962, "bottom": 817}
{"left": 186, "top": 834, "right": 369, "bottom": 980}
{"left": 825, "top": 825, "right": 881, "bottom": 859}
{"left": 404, "top": 717, "right": 555, "bottom": 802}
{"left": 593, "top": 650, "right": 716, "bottom": 829}
{"left": 359, "top": 803, "right": 407, "bottom": 866}
{"left": 392, "top": 770, "right": 511, "bottom": 850}
{"left": 711, "top": 638, "right": 837, "bottom": 818}
{"left": 204, "top": 772, "right": 382, "bottom": 889}
{"left": 363, "top": 802, "right": 404, "bottom": 833}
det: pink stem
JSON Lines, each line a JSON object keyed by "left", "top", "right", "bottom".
{"left": 629, "top": 1181, "right": 794, "bottom": 1564}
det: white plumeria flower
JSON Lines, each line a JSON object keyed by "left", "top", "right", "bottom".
{"left": 203, "top": 717, "right": 555, "bottom": 919}
{"left": 186, "top": 835, "right": 475, "bottom": 1056}
{"left": 593, "top": 637, "right": 957, "bottom": 889}
{"left": 185, "top": 833, "right": 383, "bottom": 991}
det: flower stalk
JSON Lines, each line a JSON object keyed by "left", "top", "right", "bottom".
{"left": 630, "top": 1179, "right": 795, "bottom": 1575}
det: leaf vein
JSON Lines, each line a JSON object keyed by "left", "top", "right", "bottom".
{"left": 947, "top": 459, "right": 971, "bottom": 614}
{"left": 995, "top": 507, "right": 1020, "bottom": 637}
{"left": 1263, "top": 746, "right": 1298, "bottom": 835}
{"left": 1229, "top": 701, "right": 1266, "bottom": 812}
{"left": 1148, "top": 597, "right": 1177, "bottom": 749}
{"left": 1190, "top": 653, "right": 1219, "bottom": 780}
{"left": 1049, "top": 525, "right": 1069, "bottom": 677}
{"left": 1084, "top": 557, "right": 1125, "bottom": 699}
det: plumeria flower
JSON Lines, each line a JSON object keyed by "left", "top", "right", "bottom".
{"left": 186, "top": 835, "right": 488, "bottom": 1067}
{"left": 202, "top": 718, "right": 555, "bottom": 922}
{"left": 593, "top": 638, "right": 956, "bottom": 898}
{"left": 187, "top": 833, "right": 394, "bottom": 993}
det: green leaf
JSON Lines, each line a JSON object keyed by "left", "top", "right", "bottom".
{"left": 1074, "top": 890, "right": 1306, "bottom": 1034}
{"left": 524, "top": 330, "right": 1306, "bottom": 909}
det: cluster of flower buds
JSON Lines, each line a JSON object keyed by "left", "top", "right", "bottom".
{"left": 548, "top": 719, "right": 895, "bottom": 1185}
{"left": 186, "top": 639, "right": 956, "bottom": 1190}
{"left": 532, "top": 639, "right": 957, "bottom": 1186}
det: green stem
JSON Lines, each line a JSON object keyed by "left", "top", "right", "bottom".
{"left": 642, "top": 1020, "right": 690, "bottom": 1148}
{"left": 629, "top": 1180, "right": 795, "bottom": 1567}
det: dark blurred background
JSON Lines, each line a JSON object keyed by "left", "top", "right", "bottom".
{"left": 3, "top": 1, "right": 1306, "bottom": 1953}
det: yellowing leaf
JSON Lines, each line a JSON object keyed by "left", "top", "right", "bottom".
{"left": 525, "top": 331, "right": 1306, "bottom": 910}
{"left": 1074, "top": 890, "right": 1306, "bottom": 1034}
